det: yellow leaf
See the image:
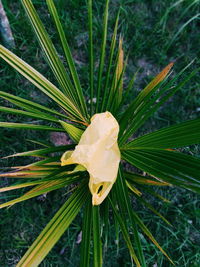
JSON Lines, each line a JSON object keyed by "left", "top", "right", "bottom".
{"left": 61, "top": 112, "right": 121, "bottom": 205}
{"left": 144, "top": 62, "right": 174, "bottom": 93}
{"left": 115, "top": 37, "right": 124, "bottom": 105}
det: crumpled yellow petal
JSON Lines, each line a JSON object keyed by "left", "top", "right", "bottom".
{"left": 61, "top": 111, "right": 121, "bottom": 205}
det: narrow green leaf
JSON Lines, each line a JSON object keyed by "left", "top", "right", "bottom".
{"left": 0, "top": 176, "right": 81, "bottom": 209}
{"left": 133, "top": 193, "right": 171, "bottom": 225}
{"left": 110, "top": 190, "right": 120, "bottom": 253}
{"left": 0, "top": 45, "right": 85, "bottom": 122}
{"left": 3, "top": 145, "right": 74, "bottom": 158}
{"left": 0, "top": 170, "right": 53, "bottom": 179}
{"left": 88, "top": 0, "right": 94, "bottom": 116}
{"left": 166, "top": 13, "right": 200, "bottom": 51}
{"left": 126, "top": 181, "right": 142, "bottom": 196}
{"left": 46, "top": 0, "right": 88, "bottom": 118}
{"left": 131, "top": 208, "right": 174, "bottom": 265}
{"left": 21, "top": 0, "right": 79, "bottom": 106}
{"left": 114, "top": 37, "right": 124, "bottom": 106}
{"left": 115, "top": 168, "right": 146, "bottom": 266}
{"left": 109, "top": 56, "right": 128, "bottom": 114}
{"left": 101, "top": 199, "right": 110, "bottom": 250}
{"left": 59, "top": 120, "right": 83, "bottom": 143}
{"left": 0, "top": 122, "right": 64, "bottom": 132}
{"left": 0, "top": 91, "right": 70, "bottom": 120}
{"left": 106, "top": 52, "right": 128, "bottom": 114}
{"left": 115, "top": 171, "right": 172, "bottom": 263}
{"left": 118, "top": 69, "right": 138, "bottom": 112}
{"left": 0, "top": 106, "right": 59, "bottom": 123}
{"left": 140, "top": 186, "right": 171, "bottom": 203}
{"left": 101, "top": 10, "right": 120, "bottom": 112}
{"left": 125, "top": 172, "right": 170, "bottom": 186}
{"left": 17, "top": 182, "right": 89, "bottom": 267}
{"left": 26, "top": 139, "right": 51, "bottom": 147}
{"left": 96, "top": 0, "right": 109, "bottom": 112}
{"left": 0, "top": 180, "right": 45, "bottom": 193}
{"left": 80, "top": 198, "right": 92, "bottom": 267}
{"left": 109, "top": 197, "right": 141, "bottom": 267}
{"left": 122, "top": 149, "right": 200, "bottom": 193}
{"left": 119, "top": 62, "right": 174, "bottom": 131}
{"left": 124, "top": 118, "right": 200, "bottom": 149}
{"left": 119, "top": 65, "right": 199, "bottom": 145}
{"left": 16, "top": 156, "right": 61, "bottom": 170}
{"left": 92, "top": 206, "right": 102, "bottom": 267}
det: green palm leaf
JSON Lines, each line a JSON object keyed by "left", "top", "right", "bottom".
{"left": 0, "top": 91, "right": 70, "bottom": 120}
{"left": 122, "top": 149, "right": 200, "bottom": 192}
{"left": 96, "top": 0, "right": 109, "bottom": 112}
{"left": 119, "top": 63, "right": 199, "bottom": 145}
{"left": 109, "top": 196, "right": 141, "bottom": 267}
{"left": 123, "top": 118, "right": 200, "bottom": 149}
{"left": 80, "top": 198, "right": 92, "bottom": 267}
{"left": 115, "top": 168, "right": 146, "bottom": 266}
{"left": 59, "top": 120, "right": 84, "bottom": 143}
{"left": 46, "top": 0, "right": 88, "bottom": 117}
{"left": 0, "top": 122, "right": 64, "bottom": 132}
{"left": 21, "top": 0, "right": 85, "bottom": 113}
{"left": 17, "top": 181, "right": 89, "bottom": 267}
{"left": 0, "top": 106, "right": 59, "bottom": 123}
{"left": 92, "top": 206, "right": 103, "bottom": 267}
{"left": 0, "top": 175, "right": 82, "bottom": 209}
{"left": 0, "top": 45, "right": 85, "bottom": 122}
{"left": 0, "top": 0, "right": 199, "bottom": 266}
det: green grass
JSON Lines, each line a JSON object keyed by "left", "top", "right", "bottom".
{"left": 0, "top": 0, "right": 200, "bottom": 266}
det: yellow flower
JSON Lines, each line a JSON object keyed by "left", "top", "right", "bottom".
{"left": 61, "top": 112, "right": 121, "bottom": 205}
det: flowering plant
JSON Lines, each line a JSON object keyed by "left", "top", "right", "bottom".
{"left": 0, "top": 0, "right": 199, "bottom": 266}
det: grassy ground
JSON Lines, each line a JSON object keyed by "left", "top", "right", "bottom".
{"left": 0, "top": 0, "right": 200, "bottom": 266}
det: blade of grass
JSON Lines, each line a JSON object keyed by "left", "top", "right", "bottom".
{"left": 133, "top": 193, "right": 171, "bottom": 225}
{"left": 166, "top": 13, "right": 200, "bottom": 51}
{"left": 131, "top": 208, "right": 174, "bottom": 265}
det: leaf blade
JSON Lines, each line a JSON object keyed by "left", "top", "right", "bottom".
{"left": 124, "top": 118, "right": 200, "bottom": 149}
{"left": 0, "top": 45, "right": 85, "bottom": 122}
{"left": 46, "top": 0, "right": 88, "bottom": 117}
{"left": 17, "top": 182, "right": 89, "bottom": 267}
